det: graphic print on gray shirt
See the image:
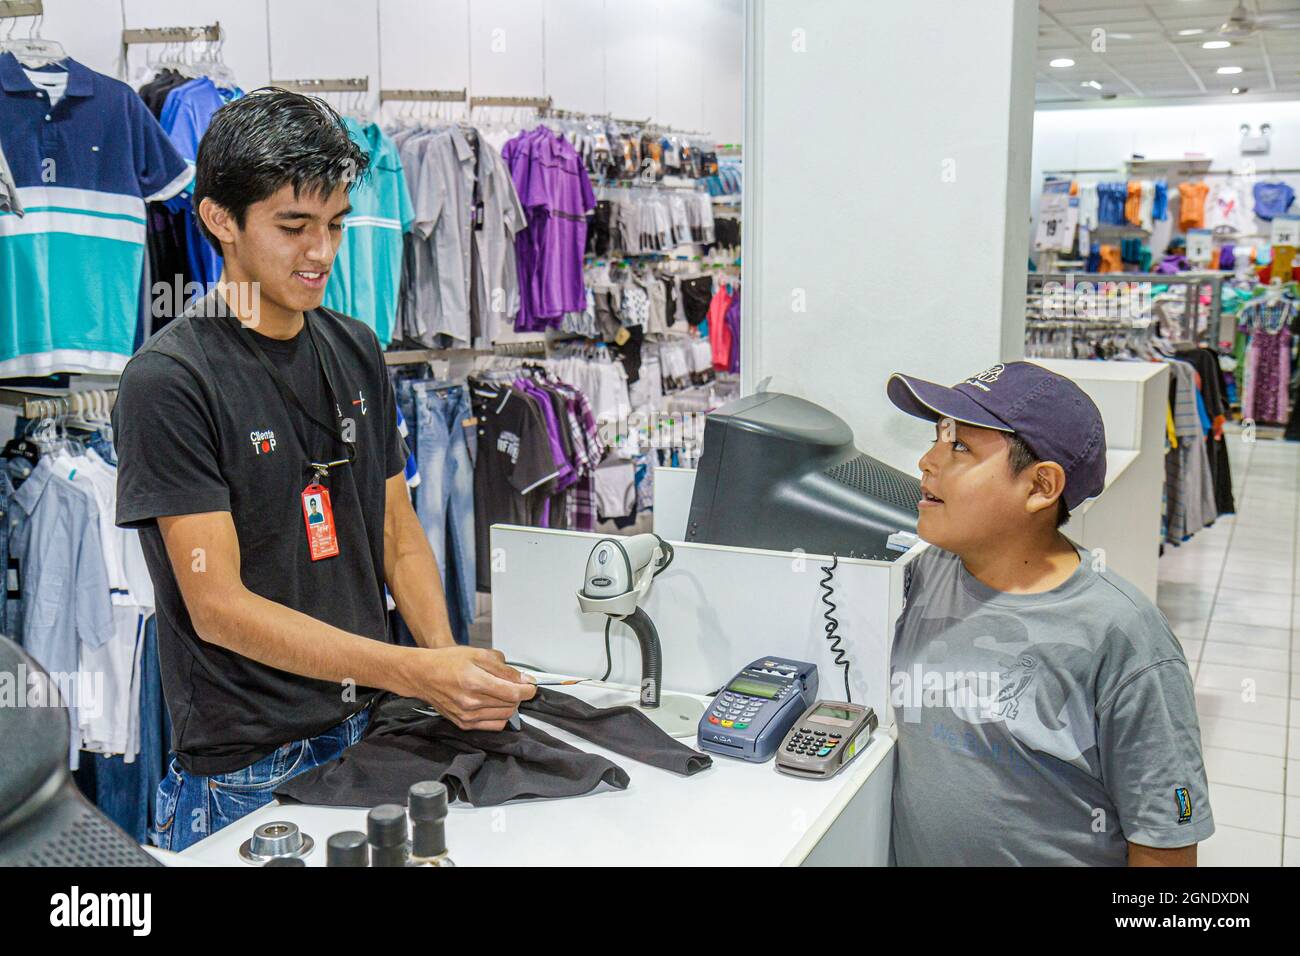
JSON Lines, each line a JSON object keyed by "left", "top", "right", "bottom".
{"left": 890, "top": 546, "right": 1214, "bottom": 866}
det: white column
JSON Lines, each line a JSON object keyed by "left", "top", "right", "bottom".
{"left": 742, "top": 0, "right": 1037, "bottom": 472}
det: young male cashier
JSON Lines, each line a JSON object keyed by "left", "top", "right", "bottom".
{"left": 113, "top": 90, "right": 535, "bottom": 853}
{"left": 885, "top": 361, "right": 1213, "bottom": 866}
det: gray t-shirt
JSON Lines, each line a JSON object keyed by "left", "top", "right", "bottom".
{"left": 890, "top": 545, "right": 1214, "bottom": 866}
{"left": 0, "top": 136, "right": 21, "bottom": 216}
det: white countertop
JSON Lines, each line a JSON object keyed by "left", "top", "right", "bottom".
{"left": 180, "top": 678, "right": 894, "bottom": 867}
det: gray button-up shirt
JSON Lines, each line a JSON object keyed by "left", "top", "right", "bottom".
{"left": 393, "top": 125, "right": 526, "bottom": 347}
{"left": 11, "top": 456, "right": 114, "bottom": 767}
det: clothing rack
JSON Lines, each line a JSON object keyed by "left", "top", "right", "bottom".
{"left": 492, "top": 340, "right": 548, "bottom": 356}
{"left": 384, "top": 347, "right": 486, "bottom": 366}
{"left": 1044, "top": 165, "right": 1300, "bottom": 177}
{"left": 0, "top": 387, "right": 117, "bottom": 420}
{"left": 121, "top": 22, "right": 221, "bottom": 46}
{"left": 271, "top": 77, "right": 369, "bottom": 94}
{"left": 0, "top": 1, "right": 44, "bottom": 17}
{"left": 380, "top": 88, "right": 466, "bottom": 103}
{"left": 469, "top": 94, "right": 551, "bottom": 110}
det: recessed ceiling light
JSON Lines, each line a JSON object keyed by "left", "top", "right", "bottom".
{"left": 1178, "top": 28, "right": 1205, "bottom": 36}
{"left": 1217, "top": 66, "right": 1243, "bottom": 75}
{"left": 1080, "top": 80, "right": 1103, "bottom": 90}
{"left": 1049, "top": 58, "right": 1075, "bottom": 68}
{"left": 1231, "top": 87, "right": 1247, "bottom": 94}
{"left": 1203, "top": 40, "right": 1232, "bottom": 49}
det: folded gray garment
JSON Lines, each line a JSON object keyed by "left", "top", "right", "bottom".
{"left": 275, "top": 687, "right": 711, "bottom": 808}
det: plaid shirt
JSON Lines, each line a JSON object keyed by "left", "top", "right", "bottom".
{"left": 554, "top": 381, "right": 604, "bottom": 531}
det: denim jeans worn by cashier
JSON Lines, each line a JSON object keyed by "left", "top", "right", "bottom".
{"left": 412, "top": 381, "right": 476, "bottom": 645}
{"left": 151, "top": 702, "right": 372, "bottom": 853}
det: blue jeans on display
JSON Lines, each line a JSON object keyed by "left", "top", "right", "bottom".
{"left": 391, "top": 376, "right": 424, "bottom": 647}
{"left": 72, "top": 614, "right": 169, "bottom": 844}
{"left": 151, "top": 702, "right": 372, "bottom": 853}
{"left": 412, "top": 382, "right": 476, "bottom": 646}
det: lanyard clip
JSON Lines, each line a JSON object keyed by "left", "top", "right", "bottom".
{"left": 310, "top": 458, "right": 351, "bottom": 483}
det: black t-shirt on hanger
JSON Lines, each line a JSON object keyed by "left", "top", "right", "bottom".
{"left": 113, "top": 292, "right": 409, "bottom": 775}
{"left": 469, "top": 380, "right": 560, "bottom": 592}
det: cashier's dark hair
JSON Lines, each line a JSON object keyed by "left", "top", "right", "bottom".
{"left": 1006, "top": 433, "right": 1070, "bottom": 529}
{"left": 192, "top": 88, "right": 370, "bottom": 253}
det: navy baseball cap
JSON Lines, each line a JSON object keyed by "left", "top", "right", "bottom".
{"left": 886, "top": 361, "right": 1107, "bottom": 510}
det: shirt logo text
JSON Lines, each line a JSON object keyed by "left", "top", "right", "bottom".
{"left": 250, "top": 429, "right": 277, "bottom": 455}
{"left": 498, "top": 431, "right": 520, "bottom": 464}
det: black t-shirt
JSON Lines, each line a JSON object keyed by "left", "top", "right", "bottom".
{"left": 113, "top": 293, "right": 408, "bottom": 775}
{"left": 470, "top": 382, "right": 559, "bottom": 591}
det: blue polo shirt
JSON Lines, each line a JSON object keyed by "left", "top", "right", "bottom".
{"left": 322, "top": 118, "right": 413, "bottom": 347}
{"left": 158, "top": 77, "right": 242, "bottom": 293}
{"left": 0, "top": 53, "right": 191, "bottom": 376}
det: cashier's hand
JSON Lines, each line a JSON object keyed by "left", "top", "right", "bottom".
{"left": 403, "top": 647, "right": 537, "bottom": 730}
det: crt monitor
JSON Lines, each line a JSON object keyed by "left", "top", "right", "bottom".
{"left": 684, "top": 392, "right": 921, "bottom": 561}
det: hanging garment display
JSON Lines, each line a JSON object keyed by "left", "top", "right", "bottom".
{"left": 1237, "top": 294, "right": 1295, "bottom": 424}
{"left": 1252, "top": 181, "right": 1295, "bottom": 221}
{"left": 502, "top": 126, "right": 596, "bottom": 332}
{"left": 0, "top": 53, "right": 191, "bottom": 376}
{"left": 1205, "top": 181, "right": 1249, "bottom": 234}
{"left": 0, "top": 134, "right": 21, "bottom": 215}
{"left": 1178, "top": 180, "right": 1210, "bottom": 230}
{"left": 322, "top": 117, "right": 413, "bottom": 347}
{"left": 394, "top": 123, "right": 526, "bottom": 348}
{"left": 158, "top": 76, "right": 243, "bottom": 292}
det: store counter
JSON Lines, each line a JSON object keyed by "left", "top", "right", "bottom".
{"left": 179, "top": 678, "right": 895, "bottom": 867}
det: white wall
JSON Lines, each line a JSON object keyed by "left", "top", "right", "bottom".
{"left": 23, "top": 0, "right": 743, "bottom": 143}
{"left": 1032, "top": 100, "right": 1300, "bottom": 258}
{"left": 743, "top": 0, "right": 1037, "bottom": 474}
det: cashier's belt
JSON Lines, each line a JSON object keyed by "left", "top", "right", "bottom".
{"left": 275, "top": 687, "right": 713, "bottom": 808}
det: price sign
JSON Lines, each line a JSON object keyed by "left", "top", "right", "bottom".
{"left": 1271, "top": 214, "right": 1300, "bottom": 247}
{"left": 1186, "top": 229, "right": 1213, "bottom": 264}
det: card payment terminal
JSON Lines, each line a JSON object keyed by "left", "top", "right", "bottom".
{"left": 697, "top": 658, "right": 818, "bottom": 762}
{"left": 774, "top": 700, "right": 878, "bottom": 779}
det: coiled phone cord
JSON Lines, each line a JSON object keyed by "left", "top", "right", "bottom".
{"left": 820, "top": 554, "right": 852, "bottom": 703}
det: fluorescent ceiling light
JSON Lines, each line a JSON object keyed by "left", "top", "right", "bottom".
{"left": 1202, "top": 40, "right": 1231, "bottom": 49}
{"left": 1217, "top": 66, "right": 1243, "bottom": 75}
{"left": 1080, "top": 80, "right": 1103, "bottom": 90}
{"left": 1110, "top": 33, "right": 1133, "bottom": 40}
{"left": 1049, "top": 58, "right": 1075, "bottom": 68}
{"left": 1178, "top": 28, "right": 1204, "bottom": 36}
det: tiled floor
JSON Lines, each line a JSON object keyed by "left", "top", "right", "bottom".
{"left": 1156, "top": 433, "right": 1298, "bottom": 867}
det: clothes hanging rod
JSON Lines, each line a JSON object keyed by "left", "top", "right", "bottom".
{"left": 272, "top": 77, "right": 369, "bottom": 94}
{"left": 0, "top": 387, "right": 118, "bottom": 420}
{"left": 383, "top": 347, "right": 488, "bottom": 365}
{"left": 0, "top": 1, "right": 43, "bottom": 18}
{"left": 380, "top": 88, "right": 466, "bottom": 103}
{"left": 122, "top": 22, "right": 221, "bottom": 44}
{"left": 469, "top": 95, "right": 551, "bottom": 109}
{"left": 1046, "top": 166, "right": 1300, "bottom": 177}
{"left": 542, "top": 107, "right": 610, "bottom": 120}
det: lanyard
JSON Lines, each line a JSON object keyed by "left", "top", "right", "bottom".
{"left": 223, "top": 312, "right": 356, "bottom": 477}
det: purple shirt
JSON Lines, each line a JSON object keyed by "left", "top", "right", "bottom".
{"left": 724, "top": 288, "right": 741, "bottom": 374}
{"left": 504, "top": 128, "right": 595, "bottom": 331}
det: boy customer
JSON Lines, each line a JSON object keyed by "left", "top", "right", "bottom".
{"left": 886, "top": 361, "right": 1213, "bottom": 866}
